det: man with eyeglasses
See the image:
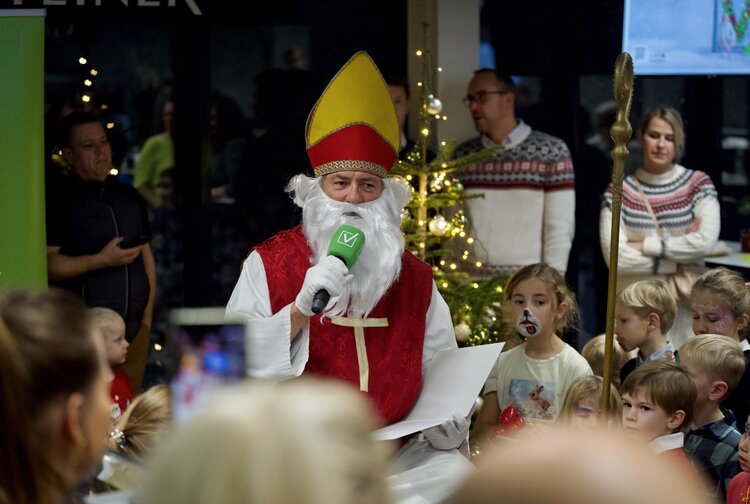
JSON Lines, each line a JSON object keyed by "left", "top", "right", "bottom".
{"left": 454, "top": 69, "right": 575, "bottom": 277}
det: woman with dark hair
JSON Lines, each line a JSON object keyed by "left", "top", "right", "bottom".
{"left": 0, "top": 288, "right": 111, "bottom": 504}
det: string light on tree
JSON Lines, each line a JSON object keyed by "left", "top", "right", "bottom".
{"left": 391, "top": 22, "right": 515, "bottom": 347}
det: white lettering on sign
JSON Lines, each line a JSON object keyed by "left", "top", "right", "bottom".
{"left": 11, "top": 0, "right": 202, "bottom": 15}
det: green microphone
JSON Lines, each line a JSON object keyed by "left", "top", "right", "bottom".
{"left": 311, "top": 224, "right": 365, "bottom": 314}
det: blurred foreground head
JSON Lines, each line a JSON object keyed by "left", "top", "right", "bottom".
{"left": 445, "top": 426, "right": 710, "bottom": 504}
{"left": 141, "top": 377, "right": 393, "bottom": 504}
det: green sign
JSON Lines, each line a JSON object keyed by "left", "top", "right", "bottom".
{"left": 0, "top": 10, "right": 46, "bottom": 289}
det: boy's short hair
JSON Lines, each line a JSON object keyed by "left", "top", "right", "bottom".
{"left": 620, "top": 360, "right": 696, "bottom": 433}
{"left": 88, "top": 307, "right": 125, "bottom": 337}
{"left": 616, "top": 279, "right": 677, "bottom": 334}
{"left": 679, "top": 334, "right": 745, "bottom": 393}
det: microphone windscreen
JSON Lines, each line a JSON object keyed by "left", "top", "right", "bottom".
{"left": 327, "top": 224, "right": 365, "bottom": 269}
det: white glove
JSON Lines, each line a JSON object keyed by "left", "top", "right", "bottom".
{"left": 294, "top": 256, "right": 349, "bottom": 316}
{"left": 422, "top": 412, "right": 470, "bottom": 451}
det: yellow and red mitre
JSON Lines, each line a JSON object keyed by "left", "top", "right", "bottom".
{"left": 305, "top": 51, "right": 399, "bottom": 178}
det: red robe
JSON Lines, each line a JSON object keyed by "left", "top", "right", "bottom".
{"left": 255, "top": 225, "right": 432, "bottom": 424}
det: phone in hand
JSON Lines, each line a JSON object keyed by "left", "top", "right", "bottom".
{"left": 166, "top": 308, "right": 247, "bottom": 423}
{"left": 119, "top": 234, "right": 151, "bottom": 248}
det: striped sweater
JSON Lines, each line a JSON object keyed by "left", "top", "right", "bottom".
{"left": 600, "top": 165, "right": 719, "bottom": 272}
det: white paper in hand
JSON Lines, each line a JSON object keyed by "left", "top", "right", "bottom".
{"left": 373, "top": 342, "right": 504, "bottom": 440}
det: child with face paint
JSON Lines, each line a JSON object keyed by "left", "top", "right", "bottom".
{"left": 691, "top": 267, "right": 750, "bottom": 432}
{"left": 472, "top": 264, "right": 592, "bottom": 449}
{"left": 615, "top": 279, "right": 677, "bottom": 384}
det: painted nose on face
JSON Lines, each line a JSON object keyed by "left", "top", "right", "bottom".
{"left": 523, "top": 309, "right": 530, "bottom": 317}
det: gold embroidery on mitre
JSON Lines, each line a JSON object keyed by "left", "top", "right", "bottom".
{"left": 314, "top": 160, "right": 389, "bottom": 179}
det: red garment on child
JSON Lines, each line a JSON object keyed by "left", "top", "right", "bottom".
{"left": 727, "top": 471, "right": 750, "bottom": 504}
{"left": 110, "top": 368, "right": 133, "bottom": 420}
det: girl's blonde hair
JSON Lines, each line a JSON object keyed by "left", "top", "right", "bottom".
{"left": 108, "top": 384, "right": 172, "bottom": 461}
{"left": 503, "top": 263, "right": 579, "bottom": 334}
{"left": 141, "top": 378, "right": 393, "bottom": 504}
{"left": 581, "top": 335, "right": 630, "bottom": 389}
{"left": 616, "top": 279, "right": 677, "bottom": 334}
{"left": 557, "top": 375, "right": 622, "bottom": 427}
{"left": 692, "top": 267, "right": 750, "bottom": 339}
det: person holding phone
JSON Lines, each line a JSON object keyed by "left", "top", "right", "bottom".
{"left": 46, "top": 111, "right": 156, "bottom": 394}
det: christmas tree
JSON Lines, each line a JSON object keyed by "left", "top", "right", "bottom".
{"left": 392, "top": 24, "right": 519, "bottom": 347}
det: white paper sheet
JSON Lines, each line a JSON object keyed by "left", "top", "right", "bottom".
{"left": 373, "top": 342, "right": 504, "bottom": 440}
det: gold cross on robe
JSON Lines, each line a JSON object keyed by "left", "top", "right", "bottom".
{"left": 331, "top": 316, "right": 389, "bottom": 392}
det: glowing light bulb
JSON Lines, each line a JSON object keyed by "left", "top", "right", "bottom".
{"left": 416, "top": 50, "right": 423, "bottom": 56}
{"left": 84, "top": 79, "right": 92, "bottom": 86}
{"left": 78, "top": 57, "right": 87, "bottom": 65}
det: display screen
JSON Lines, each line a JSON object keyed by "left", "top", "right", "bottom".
{"left": 623, "top": 0, "right": 750, "bottom": 75}
{"left": 166, "top": 308, "right": 246, "bottom": 422}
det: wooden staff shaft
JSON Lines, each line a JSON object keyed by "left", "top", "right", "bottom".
{"left": 602, "top": 53, "right": 634, "bottom": 414}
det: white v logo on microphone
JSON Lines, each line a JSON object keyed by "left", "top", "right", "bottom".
{"left": 337, "top": 231, "right": 360, "bottom": 248}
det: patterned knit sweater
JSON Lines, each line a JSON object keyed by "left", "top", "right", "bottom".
{"left": 454, "top": 125, "right": 575, "bottom": 275}
{"left": 600, "top": 164, "right": 719, "bottom": 276}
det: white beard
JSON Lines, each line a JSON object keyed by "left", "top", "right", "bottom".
{"left": 287, "top": 174, "right": 411, "bottom": 319}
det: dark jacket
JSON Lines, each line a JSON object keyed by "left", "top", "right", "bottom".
{"left": 46, "top": 174, "right": 151, "bottom": 341}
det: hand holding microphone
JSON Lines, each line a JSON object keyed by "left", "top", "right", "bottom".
{"left": 294, "top": 224, "right": 365, "bottom": 316}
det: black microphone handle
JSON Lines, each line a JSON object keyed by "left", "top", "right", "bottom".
{"left": 311, "top": 289, "right": 331, "bottom": 314}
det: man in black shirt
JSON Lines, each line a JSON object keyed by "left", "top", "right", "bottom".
{"left": 46, "top": 111, "right": 156, "bottom": 393}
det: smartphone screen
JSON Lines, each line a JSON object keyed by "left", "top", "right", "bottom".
{"left": 166, "top": 308, "right": 246, "bottom": 423}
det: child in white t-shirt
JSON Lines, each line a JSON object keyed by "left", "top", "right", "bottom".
{"left": 473, "top": 263, "right": 592, "bottom": 448}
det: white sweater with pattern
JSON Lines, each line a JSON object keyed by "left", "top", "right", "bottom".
{"left": 454, "top": 123, "right": 575, "bottom": 275}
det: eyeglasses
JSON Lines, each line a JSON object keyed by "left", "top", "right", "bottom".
{"left": 462, "top": 90, "right": 510, "bottom": 107}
